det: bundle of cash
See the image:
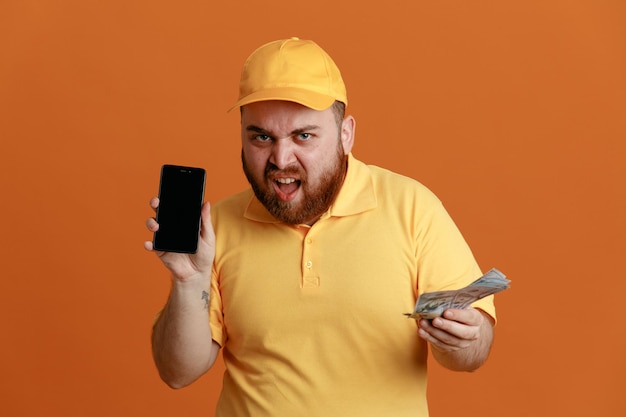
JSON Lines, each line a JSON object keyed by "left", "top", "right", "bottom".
{"left": 405, "top": 268, "right": 510, "bottom": 319}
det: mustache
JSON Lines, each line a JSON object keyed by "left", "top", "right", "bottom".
{"left": 264, "top": 163, "right": 305, "bottom": 179}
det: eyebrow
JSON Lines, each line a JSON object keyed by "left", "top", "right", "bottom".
{"left": 245, "top": 125, "right": 269, "bottom": 135}
{"left": 245, "top": 124, "right": 320, "bottom": 136}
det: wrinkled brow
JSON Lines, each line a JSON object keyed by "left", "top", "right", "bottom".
{"left": 245, "top": 124, "right": 320, "bottom": 136}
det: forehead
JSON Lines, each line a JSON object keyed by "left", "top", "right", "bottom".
{"left": 241, "top": 100, "right": 335, "bottom": 131}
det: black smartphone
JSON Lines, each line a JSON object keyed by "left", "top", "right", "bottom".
{"left": 153, "top": 164, "right": 206, "bottom": 253}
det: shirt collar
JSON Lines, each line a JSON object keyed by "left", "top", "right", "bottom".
{"left": 244, "top": 153, "right": 377, "bottom": 224}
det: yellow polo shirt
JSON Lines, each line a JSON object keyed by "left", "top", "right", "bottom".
{"left": 209, "top": 154, "right": 495, "bottom": 417}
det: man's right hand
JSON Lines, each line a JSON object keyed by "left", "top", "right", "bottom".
{"left": 146, "top": 196, "right": 220, "bottom": 388}
{"left": 144, "top": 197, "right": 216, "bottom": 282}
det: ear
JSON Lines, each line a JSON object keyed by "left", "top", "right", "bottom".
{"left": 340, "top": 115, "right": 356, "bottom": 155}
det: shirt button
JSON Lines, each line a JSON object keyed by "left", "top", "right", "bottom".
{"left": 305, "top": 261, "right": 313, "bottom": 269}
{"left": 306, "top": 238, "right": 313, "bottom": 244}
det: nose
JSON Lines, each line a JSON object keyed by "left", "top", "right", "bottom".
{"left": 269, "top": 139, "right": 297, "bottom": 169}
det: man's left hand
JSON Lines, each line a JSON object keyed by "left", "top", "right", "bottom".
{"left": 418, "top": 308, "right": 494, "bottom": 371}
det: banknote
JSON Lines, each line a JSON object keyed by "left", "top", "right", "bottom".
{"left": 405, "top": 268, "right": 510, "bottom": 319}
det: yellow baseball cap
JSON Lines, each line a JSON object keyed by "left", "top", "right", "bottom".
{"left": 229, "top": 37, "right": 348, "bottom": 111}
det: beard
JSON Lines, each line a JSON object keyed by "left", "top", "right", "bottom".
{"left": 242, "top": 142, "right": 348, "bottom": 225}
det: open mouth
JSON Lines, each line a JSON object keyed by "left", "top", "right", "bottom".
{"left": 273, "top": 177, "right": 301, "bottom": 202}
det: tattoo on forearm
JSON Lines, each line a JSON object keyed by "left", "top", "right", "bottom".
{"left": 202, "top": 290, "right": 209, "bottom": 311}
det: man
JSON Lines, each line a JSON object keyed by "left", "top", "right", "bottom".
{"left": 145, "top": 37, "right": 496, "bottom": 416}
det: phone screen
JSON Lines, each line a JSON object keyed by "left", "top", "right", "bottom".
{"left": 153, "top": 164, "right": 206, "bottom": 253}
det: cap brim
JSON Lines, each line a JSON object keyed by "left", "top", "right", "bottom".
{"left": 228, "top": 87, "right": 339, "bottom": 112}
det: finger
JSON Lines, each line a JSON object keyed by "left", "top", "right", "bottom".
{"left": 442, "top": 308, "right": 486, "bottom": 328}
{"left": 146, "top": 217, "right": 160, "bottom": 232}
{"left": 144, "top": 240, "right": 166, "bottom": 258}
{"left": 418, "top": 319, "right": 444, "bottom": 342}
{"left": 149, "top": 197, "right": 160, "bottom": 212}
{"left": 199, "top": 202, "right": 215, "bottom": 241}
{"left": 418, "top": 320, "right": 453, "bottom": 347}
{"left": 418, "top": 327, "right": 449, "bottom": 348}
{"left": 431, "top": 315, "right": 479, "bottom": 342}
{"left": 419, "top": 319, "right": 469, "bottom": 349}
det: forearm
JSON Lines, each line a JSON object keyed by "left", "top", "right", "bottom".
{"left": 152, "top": 275, "right": 218, "bottom": 388}
{"left": 430, "top": 310, "right": 494, "bottom": 372}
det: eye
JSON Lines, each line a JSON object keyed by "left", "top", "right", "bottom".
{"left": 297, "top": 133, "right": 311, "bottom": 141}
{"left": 254, "top": 134, "right": 272, "bottom": 142}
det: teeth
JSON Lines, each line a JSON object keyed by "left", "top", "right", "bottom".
{"left": 276, "top": 178, "right": 297, "bottom": 184}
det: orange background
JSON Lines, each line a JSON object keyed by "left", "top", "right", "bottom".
{"left": 1, "top": 1, "right": 624, "bottom": 416}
